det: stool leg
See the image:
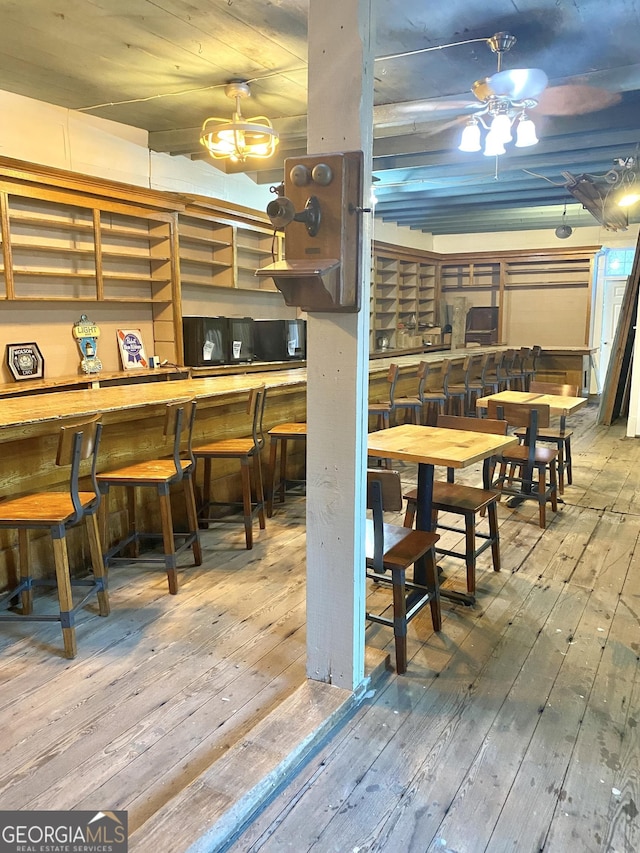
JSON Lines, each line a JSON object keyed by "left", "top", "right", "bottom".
{"left": 423, "top": 548, "right": 441, "bottom": 632}
{"left": 18, "top": 528, "right": 33, "bottom": 615}
{"left": 279, "top": 439, "right": 288, "bottom": 505}
{"left": 158, "top": 484, "right": 178, "bottom": 594}
{"left": 267, "top": 436, "right": 278, "bottom": 518}
{"left": 240, "top": 458, "right": 253, "bottom": 549}
{"left": 127, "top": 485, "right": 140, "bottom": 557}
{"left": 488, "top": 501, "right": 500, "bottom": 573}
{"left": 390, "top": 566, "right": 407, "bottom": 674}
{"left": 565, "top": 437, "right": 573, "bottom": 485}
{"left": 465, "top": 510, "right": 476, "bottom": 594}
{"left": 537, "top": 465, "right": 547, "bottom": 529}
{"left": 183, "top": 473, "right": 202, "bottom": 566}
{"left": 254, "top": 454, "right": 266, "bottom": 531}
{"left": 86, "top": 513, "right": 110, "bottom": 617}
{"left": 51, "top": 526, "right": 76, "bottom": 659}
{"left": 199, "top": 457, "right": 212, "bottom": 528}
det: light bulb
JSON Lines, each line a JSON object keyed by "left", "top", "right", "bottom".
{"left": 515, "top": 116, "right": 538, "bottom": 147}
{"left": 458, "top": 121, "right": 481, "bottom": 153}
{"left": 483, "top": 131, "right": 506, "bottom": 157}
{"left": 490, "top": 113, "right": 513, "bottom": 144}
{"left": 618, "top": 191, "right": 640, "bottom": 208}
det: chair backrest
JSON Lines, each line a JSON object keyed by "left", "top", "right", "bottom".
{"left": 57, "top": 416, "right": 103, "bottom": 523}
{"left": 436, "top": 413, "right": 508, "bottom": 436}
{"left": 366, "top": 469, "right": 403, "bottom": 572}
{"left": 530, "top": 344, "right": 542, "bottom": 369}
{"left": 530, "top": 380, "right": 579, "bottom": 397}
{"left": 517, "top": 347, "right": 531, "bottom": 371}
{"left": 248, "top": 385, "right": 268, "bottom": 450}
{"left": 386, "top": 363, "right": 400, "bottom": 405}
{"left": 487, "top": 400, "right": 551, "bottom": 430}
{"left": 443, "top": 357, "right": 464, "bottom": 394}
{"left": 164, "top": 398, "right": 197, "bottom": 478}
{"left": 483, "top": 351, "right": 498, "bottom": 376}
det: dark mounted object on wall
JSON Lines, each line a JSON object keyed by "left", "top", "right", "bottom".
{"left": 562, "top": 171, "right": 628, "bottom": 231}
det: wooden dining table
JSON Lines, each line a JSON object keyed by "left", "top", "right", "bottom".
{"left": 367, "top": 424, "right": 518, "bottom": 605}
{"left": 475, "top": 389, "right": 587, "bottom": 419}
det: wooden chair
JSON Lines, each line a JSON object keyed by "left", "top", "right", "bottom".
{"left": 368, "top": 363, "right": 399, "bottom": 430}
{"left": 416, "top": 360, "right": 447, "bottom": 425}
{"left": 98, "top": 400, "right": 202, "bottom": 595}
{"left": 0, "top": 417, "right": 109, "bottom": 658}
{"left": 194, "top": 386, "right": 267, "bottom": 549}
{"left": 513, "top": 380, "right": 579, "bottom": 493}
{"left": 481, "top": 351, "right": 502, "bottom": 395}
{"left": 392, "top": 363, "right": 426, "bottom": 425}
{"left": 522, "top": 344, "right": 542, "bottom": 390}
{"left": 366, "top": 469, "right": 441, "bottom": 674}
{"left": 266, "top": 421, "right": 307, "bottom": 517}
{"left": 487, "top": 400, "right": 559, "bottom": 528}
{"left": 497, "top": 348, "right": 517, "bottom": 391}
{"left": 447, "top": 353, "right": 486, "bottom": 416}
{"left": 443, "top": 358, "right": 467, "bottom": 416}
{"left": 403, "top": 414, "right": 507, "bottom": 596}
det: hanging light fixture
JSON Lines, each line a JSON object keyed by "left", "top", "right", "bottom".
{"left": 458, "top": 33, "right": 547, "bottom": 157}
{"left": 200, "top": 81, "right": 279, "bottom": 163}
{"left": 555, "top": 204, "right": 573, "bottom": 239}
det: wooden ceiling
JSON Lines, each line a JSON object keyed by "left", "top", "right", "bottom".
{"left": 2, "top": 0, "right": 640, "bottom": 234}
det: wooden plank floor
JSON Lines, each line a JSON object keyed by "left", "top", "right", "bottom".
{"left": 2, "top": 403, "right": 639, "bottom": 853}
{"left": 229, "top": 403, "right": 640, "bottom": 853}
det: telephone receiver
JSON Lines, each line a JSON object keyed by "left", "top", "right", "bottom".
{"left": 266, "top": 195, "right": 321, "bottom": 237}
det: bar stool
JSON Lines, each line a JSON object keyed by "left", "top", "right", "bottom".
{"left": 97, "top": 399, "right": 202, "bottom": 595}
{"left": 0, "top": 417, "right": 109, "bottom": 658}
{"left": 267, "top": 421, "right": 307, "bottom": 517}
{"left": 194, "top": 386, "right": 267, "bottom": 549}
{"left": 522, "top": 345, "right": 542, "bottom": 390}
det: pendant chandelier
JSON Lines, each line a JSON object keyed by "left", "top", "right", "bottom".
{"left": 200, "top": 81, "right": 279, "bottom": 163}
{"left": 458, "top": 33, "right": 547, "bottom": 157}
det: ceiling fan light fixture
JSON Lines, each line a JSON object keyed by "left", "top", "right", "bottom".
{"left": 458, "top": 119, "right": 482, "bottom": 152}
{"left": 618, "top": 191, "right": 640, "bottom": 208}
{"left": 515, "top": 113, "right": 538, "bottom": 147}
{"left": 200, "top": 81, "right": 279, "bottom": 163}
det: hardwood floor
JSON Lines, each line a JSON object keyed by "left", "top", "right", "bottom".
{"left": 1, "top": 402, "right": 639, "bottom": 853}
{"left": 229, "top": 403, "right": 640, "bottom": 853}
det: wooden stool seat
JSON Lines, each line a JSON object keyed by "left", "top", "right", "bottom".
{"left": 194, "top": 386, "right": 267, "bottom": 549}
{"left": 98, "top": 400, "right": 202, "bottom": 596}
{"left": 366, "top": 469, "right": 441, "bottom": 674}
{"left": 0, "top": 417, "right": 109, "bottom": 659}
{"left": 267, "top": 422, "right": 307, "bottom": 517}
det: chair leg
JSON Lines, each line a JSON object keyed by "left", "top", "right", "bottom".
{"left": 391, "top": 566, "right": 408, "bottom": 674}
{"left": 550, "top": 462, "right": 558, "bottom": 512}
{"left": 403, "top": 499, "right": 416, "bottom": 529}
{"left": 158, "top": 484, "right": 178, "bottom": 594}
{"left": 86, "top": 513, "right": 110, "bottom": 617}
{"left": 51, "top": 527, "right": 76, "bottom": 659}
{"left": 556, "top": 441, "right": 565, "bottom": 494}
{"left": 127, "top": 485, "right": 140, "bottom": 558}
{"left": 537, "top": 465, "right": 547, "bottom": 529}
{"left": 18, "top": 528, "right": 33, "bottom": 615}
{"left": 199, "top": 457, "right": 212, "bottom": 528}
{"left": 488, "top": 501, "right": 501, "bottom": 573}
{"left": 423, "top": 548, "right": 441, "bottom": 632}
{"left": 565, "top": 437, "right": 573, "bottom": 485}
{"left": 183, "top": 473, "right": 203, "bottom": 566}
{"left": 464, "top": 511, "right": 476, "bottom": 594}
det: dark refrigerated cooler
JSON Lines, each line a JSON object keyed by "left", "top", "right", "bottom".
{"left": 253, "top": 319, "right": 306, "bottom": 362}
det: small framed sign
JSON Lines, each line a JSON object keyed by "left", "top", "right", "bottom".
{"left": 117, "top": 329, "right": 149, "bottom": 369}
{"left": 6, "top": 342, "right": 45, "bottom": 381}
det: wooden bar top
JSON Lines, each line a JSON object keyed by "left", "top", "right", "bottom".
{"left": 0, "top": 370, "right": 308, "bottom": 433}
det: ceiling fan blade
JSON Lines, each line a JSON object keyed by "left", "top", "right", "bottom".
{"left": 488, "top": 68, "right": 549, "bottom": 101}
{"left": 374, "top": 97, "right": 476, "bottom": 128}
{"left": 534, "top": 84, "right": 622, "bottom": 115}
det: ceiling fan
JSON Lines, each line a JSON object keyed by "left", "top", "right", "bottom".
{"left": 374, "top": 32, "right": 621, "bottom": 148}
{"left": 457, "top": 32, "right": 622, "bottom": 155}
